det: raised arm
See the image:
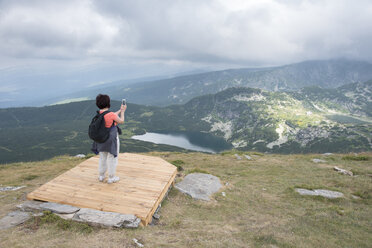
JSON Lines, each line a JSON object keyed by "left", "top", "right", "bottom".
{"left": 114, "top": 104, "right": 126, "bottom": 124}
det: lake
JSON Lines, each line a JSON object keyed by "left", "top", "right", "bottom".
{"left": 131, "top": 131, "right": 231, "bottom": 153}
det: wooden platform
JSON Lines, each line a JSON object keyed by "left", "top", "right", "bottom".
{"left": 27, "top": 153, "right": 177, "bottom": 225}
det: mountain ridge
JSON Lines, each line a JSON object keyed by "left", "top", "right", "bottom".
{"left": 0, "top": 80, "right": 370, "bottom": 163}
{"left": 77, "top": 59, "right": 372, "bottom": 106}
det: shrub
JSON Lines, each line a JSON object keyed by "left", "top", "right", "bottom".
{"left": 342, "top": 155, "right": 369, "bottom": 161}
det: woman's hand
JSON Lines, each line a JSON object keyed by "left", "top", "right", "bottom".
{"left": 120, "top": 104, "right": 127, "bottom": 112}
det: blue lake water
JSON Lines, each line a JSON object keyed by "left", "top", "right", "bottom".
{"left": 131, "top": 131, "right": 231, "bottom": 153}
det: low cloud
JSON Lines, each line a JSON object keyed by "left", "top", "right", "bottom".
{"left": 1, "top": 0, "right": 372, "bottom": 67}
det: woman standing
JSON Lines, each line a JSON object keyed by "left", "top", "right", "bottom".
{"left": 91, "top": 94, "right": 126, "bottom": 184}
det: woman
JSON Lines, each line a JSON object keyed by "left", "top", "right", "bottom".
{"left": 91, "top": 94, "right": 126, "bottom": 184}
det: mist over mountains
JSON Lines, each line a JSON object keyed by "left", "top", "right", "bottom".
{"left": 45, "top": 59, "right": 372, "bottom": 107}
{"left": 2, "top": 59, "right": 372, "bottom": 108}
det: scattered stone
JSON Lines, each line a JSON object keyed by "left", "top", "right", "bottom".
{"left": 39, "top": 202, "right": 80, "bottom": 214}
{"left": 75, "top": 154, "right": 86, "bottom": 158}
{"left": 0, "top": 211, "right": 30, "bottom": 230}
{"left": 244, "top": 155, "right": 252, "bottom": 160}
{"left": 234, "top": 154, "right": 242, "bottom": 160}
{"left": 221, "top": 192, "right": 226, "bottom": 197}
{"left": 225, "top": 182, "right": 229, "bottom": 186}
{"left": 175, "top": 173, "right": 222, "bottom": 201}
{"left": 295, "top": 188, "right": 344, "bottom": 199}
{"left": 334, "top": 166, "right": 353, "bottom": 176}
{"left": 351, "top": 195, "right": 361, "bottom": 200}
{"left": 312, "top": 159, "right": 326, "bottom": 163}
{"left": 323, "top": 153, "right": 333, "bottom": 156}
{"left": 262, "top": 188, "right": 267, "bottom": 191}
{"left": 0, "top": 186, "right": 26, "bottom": 192}
{"left": 73, "top": 208, "right": 140, "bottom": 228}
{"left": 133, "top": 238, "right": 144, "bottom": 247}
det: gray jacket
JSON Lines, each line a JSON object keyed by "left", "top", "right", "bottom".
{"left": 91, "top": 126, "right": 118, "bottom": 157}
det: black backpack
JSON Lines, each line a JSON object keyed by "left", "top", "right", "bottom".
{"left": 88, "top": 111, "right": 113, "bottom": 143}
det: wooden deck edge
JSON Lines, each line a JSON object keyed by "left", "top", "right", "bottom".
{"left": 143, "top": 168, "right": 177, "bottom": 226}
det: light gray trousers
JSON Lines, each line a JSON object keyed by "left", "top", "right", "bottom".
{"left": 98, "top": 134, "right": 120, "bottom": 178}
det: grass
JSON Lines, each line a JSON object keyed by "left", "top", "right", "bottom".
{"left": 171, "top": 160, "right": 185, "bottom": 171}
{"left": 24, "top": 211, "right": 93, "bottom": 234}
{"left": 0, "top": 152, "right": 371, "bottom": 247}
{"left": 342, "top": 155, "right": 369, "bottom": 161}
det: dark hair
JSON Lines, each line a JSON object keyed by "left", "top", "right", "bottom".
{"left": 96, "top": 94, "right": 110, "bottom": 109}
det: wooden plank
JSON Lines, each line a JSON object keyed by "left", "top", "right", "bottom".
{"left": 145, "top": 168, "right": 177, "bottom": 225}
{"left": 27, "top": 153, "right": 177, "bottom": 226}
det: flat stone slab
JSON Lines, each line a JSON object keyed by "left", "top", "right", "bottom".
{"left": 17, "top": 200, "right": 43, "bottom": 212}
{"left": 295, "top": 188, "right": 344, "bottom": 199}
{"left": 17, "top": 201, "right": 80, "bottom": 214}
{"left": 73, "top": 208, "right": 140, "bottom": 228}
{"left": 312, "top": 159, "right": 326, "bottom": 163}
{"left": 0, "top": 186, "right": 26, "bottom": 192}
{"left": 175, "top": 173, "right": 222, "bottom": 201}
{"left": 39, "top": 202, "right": 80, "bottom": 214}
{"left": 0, "top": 211, "right": 30, "bottom": 230}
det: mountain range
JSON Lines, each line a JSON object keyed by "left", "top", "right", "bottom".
{"left": 49, "top": 59, "right": 372, "bottom": 107}
{"left": 1, "top": 79, "right": 371, "bottom": 163}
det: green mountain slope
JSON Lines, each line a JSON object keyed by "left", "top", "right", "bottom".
{"left": 0, "top": 81, "right": 371, "bottom": 163}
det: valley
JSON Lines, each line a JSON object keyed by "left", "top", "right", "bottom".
{"left": 0, "top": 80, "right": 371, "bottom": 163}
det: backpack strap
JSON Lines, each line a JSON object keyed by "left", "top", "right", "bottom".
{"left": 97, "top": 110, "right": 115, "bottom": 127}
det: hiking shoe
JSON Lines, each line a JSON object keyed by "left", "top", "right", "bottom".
{"left": 98, "top": 175, "right": 105, "bottom": 182}
{"left": 107, "top": 176, "right": 120, "bottom": 184}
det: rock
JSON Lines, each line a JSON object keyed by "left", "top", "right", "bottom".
{"left": 75, "top": 154, "right": 86, "bottom": 158}
{"left": 73, "top": 208, "right": 140, "bottom": 228}
{"left": 17, "top": 200, "right": 43, "bottom": 212}
{"left": 234, "top": 154, "right": 242, "bottom": 160}
{"left": 323, "top": 153, "right": 333, "bottom": 156}
{"left": 152, "top": 213, "right": 160, "bottom": 220}
{"left": 295, "top": 188, "right": 318, "bottom": 196}
{"left": 55, "top": 213, "right": 75, "bottom": 220}
{"left": 133, "top": 238, "right": 144, "bottom": 247}
{"left": 0, "top": 186, "right": 26, "bottom": 192}
{"left": 221, "top": 192, "right": 226, "bottom": 197}
{"left": 351, "top": 195, "right": 361, "bottom": 200}
{"left": 175, "top": 173, "right": 222, "bottom": 201}
{"left": 312, "top": 159, "right": 326, "bottom": 163}
{"left": 124, "top": 217, "right": 141, "bottom": 229}
{"left": 295, "top": 188, "right": 344, "bottom": 199}
{"left": 0, "top": 211, "right": 30, "bottom": 230}
{"left": 39, "top": 202, "right": 80, "bottom": 214}
{"left": 244, "top": 155, "right": 252, "bottom": 160}
{"left": 334, "top": 166, "right": 353, "bottom": 176}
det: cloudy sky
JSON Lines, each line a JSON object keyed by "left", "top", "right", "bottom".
{"left": 1, "top": 0, "right": 372, "bottom": 107}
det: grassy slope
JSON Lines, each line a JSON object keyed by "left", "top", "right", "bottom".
{"left": 0, "top": 152, "right": 371, "bottom": 248}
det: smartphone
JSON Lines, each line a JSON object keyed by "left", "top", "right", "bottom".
{"left": 122, "top": 99, "right": 126, "bottom": 105}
